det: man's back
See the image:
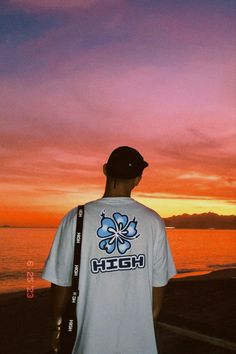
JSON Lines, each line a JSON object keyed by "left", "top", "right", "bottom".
{"left": 42, "top": 197, "right": 176, "bottom": 354}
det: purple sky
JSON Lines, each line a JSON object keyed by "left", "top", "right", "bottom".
{"left": 1, "top": 0, "right": 235, "bottom": 226}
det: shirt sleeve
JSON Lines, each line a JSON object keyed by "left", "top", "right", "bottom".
{"left": 152, "top": 218, "right": 177, "bottom": 287}
{"left": 41, "top": 208, "right": 77, "bottom": 286}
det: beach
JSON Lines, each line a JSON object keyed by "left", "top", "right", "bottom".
{"left": 0, "top": 269, "right": 235, "bottom": 354}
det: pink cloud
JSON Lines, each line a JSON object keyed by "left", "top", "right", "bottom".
{"left": 9, "top": 0, "right": 116, "bottom": 9}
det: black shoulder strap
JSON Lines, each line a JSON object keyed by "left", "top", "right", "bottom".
{"left": 68, "top": 205, "right": 84, "bottom": 311}
{"left": 60, "top": 206, "right": 84, "bottom": 350}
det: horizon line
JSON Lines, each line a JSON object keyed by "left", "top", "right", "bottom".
{"left": 1, "top": 211, "right": 235, "bottom": 229}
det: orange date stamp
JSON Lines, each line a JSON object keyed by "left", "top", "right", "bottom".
{"left": 26, "top": 260, "right": 35, "bottom": 299}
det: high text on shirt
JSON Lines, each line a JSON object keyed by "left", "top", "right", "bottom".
{"left": 90, "top": 254, "right": 145, "bottom": 274}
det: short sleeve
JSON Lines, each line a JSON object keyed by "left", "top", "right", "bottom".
{"left": 152, "top": 218, "right": 177, "bottom": 287}
{"left": 41, "top": 208, "right": 77, "bottom": 286}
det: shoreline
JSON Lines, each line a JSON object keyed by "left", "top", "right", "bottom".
{"left": 1, "top": 267, "right": 235, "bottom": 297}
{"left": 173, "top": 267, "right": 236, "bottom": 281}
{"left": 0, "top": 267, "right": 234, "bottom": 296}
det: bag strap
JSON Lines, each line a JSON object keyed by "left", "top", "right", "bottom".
{"left": 69, "top": 205, "right": 84, "bottom": 314}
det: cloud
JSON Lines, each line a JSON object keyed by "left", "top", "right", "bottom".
{"left": 135, "top": 192, "right": 217, "bottom": 201}
{"left": 9, "top": 0, "right": 113, "bottom": 10}
{"left": 178, "top": 172, "right": 221, "bottom": 181}
{"left": 1, "top": 58, "right": 235, "bottom": 203}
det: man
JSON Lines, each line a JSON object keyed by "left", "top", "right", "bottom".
{"left": 42, "top": 146, "right": 176, "bottom": 354}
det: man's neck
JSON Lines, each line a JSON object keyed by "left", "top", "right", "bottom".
{"left": 102, "top": 191, "right": 131, "bottom": 198}
{"left": 103, "top": 178, "right": 133, "bottom": 198}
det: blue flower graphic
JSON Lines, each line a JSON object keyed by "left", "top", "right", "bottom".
{"left": 97, "top": 212, "right": 139, "bottom": 254}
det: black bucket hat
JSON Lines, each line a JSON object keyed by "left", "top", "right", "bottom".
{"left": 106, "top": 146, "right": 148, "bottom": 179}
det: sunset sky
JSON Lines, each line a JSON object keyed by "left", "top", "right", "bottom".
{"left": 1, "top": 0, "right": 235, "bottom": 227}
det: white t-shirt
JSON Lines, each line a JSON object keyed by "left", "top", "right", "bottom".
{"left": 42, "top": 197, "right": 176, "bottom": 354}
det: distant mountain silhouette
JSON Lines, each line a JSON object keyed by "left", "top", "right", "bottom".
{"left": 164, "top": 212, "right": 236, "bottom": 229}
{"left": 1, "top": 213, "right": 236, "bottom": 229}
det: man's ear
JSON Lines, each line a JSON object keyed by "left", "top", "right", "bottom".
{"left": 103, "top": 163, "right": 107, "bottom": 176}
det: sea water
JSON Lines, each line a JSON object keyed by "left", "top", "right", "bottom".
{"left": 0, "top": 228, "right": 235, "bottom": 294}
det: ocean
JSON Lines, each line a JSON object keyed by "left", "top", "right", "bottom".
{"left": 0, "top": 228, "right": 235, "bottom": 294}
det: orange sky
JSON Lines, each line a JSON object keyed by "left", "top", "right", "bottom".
{"left": 0, "top": 0, "right": 235, "bottom": 227}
